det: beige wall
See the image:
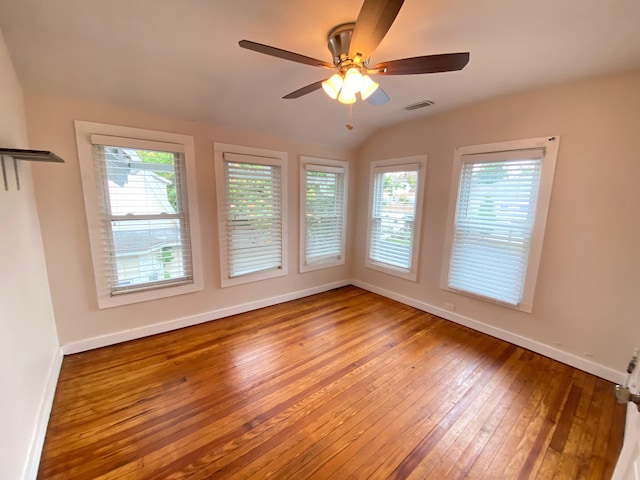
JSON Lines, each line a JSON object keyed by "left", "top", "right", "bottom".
{"left": 26, "top": 93, "right": 354, "bottom": 346}
{"left": 352, "top": 70, "right": 640, "bottom": 375}
{"left": 0, "top": 30, "right": 60, "bottom": 479}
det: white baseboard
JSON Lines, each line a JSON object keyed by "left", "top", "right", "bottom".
{"left": 62, "top": 280, "right": 350, "bottom": 355}
{"left": 352, "top": 280, "right": 626, "bottom": 385}
{"left": 61, "top": 278, "right": 625, "bottom": 384}
{"left": 23, "top": 347, "right": 63, "bottom": 480}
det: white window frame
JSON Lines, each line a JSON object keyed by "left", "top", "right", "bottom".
{"left": 75, "top": 121, "right": 203, "bottom": 309}
{"left": 440, "top": 136, "right": 560, "bottom": 313}
{"left": 365, "top": 155, "right": 427, "bottom": 282}
{"left": 214, "top": 143, "right": 288, "bottom": 287}
{"left": 299, "top": 156, "right": 349, "bottom": 273}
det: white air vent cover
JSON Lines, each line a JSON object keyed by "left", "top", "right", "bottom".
{"left": 405, "top": 100, "right": 435, "bottom": 111}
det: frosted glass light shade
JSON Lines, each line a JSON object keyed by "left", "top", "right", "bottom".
{"left": 360, "top": 75, "right": 379, "bottom": 100}
{"left": 322, "top": 74, "right": 344, "bottom": 99}
{"left": 343, "top": 67, "right": 363, "bottom": 95}
{"left": 337, "top": 88, "right": 356, "bottom": 104}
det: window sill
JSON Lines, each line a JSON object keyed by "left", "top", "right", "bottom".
{"left": 97, "top": 280, "right": 203, "bottom": 309}
{"left": 365, "top": 260, "right": 418, "bottom": 282}
{"left": 440, "top": 285, "right": 533, "bottom": 313}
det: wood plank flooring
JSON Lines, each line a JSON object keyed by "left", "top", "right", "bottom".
{"left": 38, "top": 286, "right": 625, "bottom": 479}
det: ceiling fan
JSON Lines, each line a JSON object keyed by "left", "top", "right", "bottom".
{"left": 238, "top": 0, "right": 469, "bottom": 106}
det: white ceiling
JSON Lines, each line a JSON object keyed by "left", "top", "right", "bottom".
{"left": 1, "top": 0, "right": 639, "bottom": 149}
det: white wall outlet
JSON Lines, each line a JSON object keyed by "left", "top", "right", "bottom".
{"left": 444, "top": 302, "right": 456, "bottom": 311}
{"left": 584, "top": 352, "right": 594, "bottom": 358}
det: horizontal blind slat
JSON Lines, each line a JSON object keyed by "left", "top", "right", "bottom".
{"left": 304, "top": 168, "right": 345, "bottom": 265}
{"left": 92, "top": 144, "right": 194, "bottom": 295}
{"left": 448, "top": 156, "right": 542, "bottom": 304}
{"left": 368, "top": 168, "right": 418, "bottom": 271}
{"left": 225, "top": 160, "right": 283, "bottom": 278}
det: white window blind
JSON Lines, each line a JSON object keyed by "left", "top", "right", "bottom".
{"left": 304, "top": 164, "right": 345, "bottom": 266}
{"left": 448, "top": 148, "right": 544, "bottom": 305}
{"left": 223, "top": 153, "right": 282, "bottom": 278}
{"left": 91, "top": 142, "right": 193, "bottom": 295}
{"left": 369, "top": 164, "right": 419, "bottom": 271}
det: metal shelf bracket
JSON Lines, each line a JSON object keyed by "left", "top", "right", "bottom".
{"left": 0, "top": 148, "right": 64, "bottom": 191}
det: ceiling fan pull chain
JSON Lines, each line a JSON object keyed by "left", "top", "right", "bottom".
{"left": 346, "top": 104, "right": 354, "bottom": 130}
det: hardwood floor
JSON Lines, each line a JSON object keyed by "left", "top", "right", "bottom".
{"left": 38, "top": 286, "right": 625, "bottom": 479}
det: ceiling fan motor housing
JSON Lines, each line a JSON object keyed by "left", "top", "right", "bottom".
{"left": 327, "top": 23, "right": 357, "bottom": 67}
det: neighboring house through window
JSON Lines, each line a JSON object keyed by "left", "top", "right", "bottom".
{"left": 75, "top": 121, "right": 203, "bottom": 308}
{"left": 300, "top": 156, "right": 348, "bottom": 272}
{"left": 441, "top": 136, "right": 560, "bottom": 312}
{"left": 214, "top": 143, "right": 288, "bottom": 287}
{"left": 365, "top": 155, "right": 427, "bottom": 281}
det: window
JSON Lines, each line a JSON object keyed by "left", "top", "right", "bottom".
{"left": 75, "top": 121, "right": 203, "bottom": 308}
{"left": 441, "top": 136, "right": 560, "bottom": 312}
{"left": 365, "top": 155, "right": 427, "bottom": 281}
{"left": 214, "top": 143, "right": 288, "bottom": 287}
{"left": 300, "top": 157, "right": 348, "bottom": 272}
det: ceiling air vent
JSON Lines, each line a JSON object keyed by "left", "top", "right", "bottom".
{"left": 405, "top": 100, "right": 435, "bottom": 111}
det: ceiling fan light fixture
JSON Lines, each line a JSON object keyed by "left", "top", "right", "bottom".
{"left": 322, "top": 73, "right": 344, "bottom": 99}
{"left": 240, "top": 0, "right": 470, "bottom": 108}
{"left": 360, "top": 75, "right": 379, "bottom": 100}
{"left": 337, "top": 88, "right": 356, "bottom": 105}
{"left": 342, "top": 67, "right": 364, "bottom": 95}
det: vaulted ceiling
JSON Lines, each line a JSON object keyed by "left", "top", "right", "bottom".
{"left": 1, "top": 0, "right": 639, "bottom": 148}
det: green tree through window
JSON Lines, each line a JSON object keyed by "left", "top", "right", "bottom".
{"left": 137, "top": 150, "right": 178, "bottom": 210}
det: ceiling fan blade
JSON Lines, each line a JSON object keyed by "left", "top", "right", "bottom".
{"left": 283, "top": 80, "right": 325, "bottom": 99}
{"left": 349, "top": 0, "right": 405, "bottom": 61}
{"left": 239, "top": 40, "right": 333, "bottom": 69}
{"left": 372, "top": 52, "right": 470, "bottom": 75}
{"left": 366, "top": 86, "right": 390, "bottom": 106}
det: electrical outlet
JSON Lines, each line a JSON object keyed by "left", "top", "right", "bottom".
{"left": 554, "top": 341, "right": 563, "bottom": 347}
{"left": 584, "top": 352, "right": 594, "bottom": 358}
{"left": 444, "top": 302, "right": 456, "bottom": 311}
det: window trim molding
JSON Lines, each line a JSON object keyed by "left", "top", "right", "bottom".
{"left": 440, "top": 136, "right": 560, "bottom": 312}
{"left": 365, "top": 154, "right": 427, "bottom": 282}
{"left": 299, "top": 156, "right": 349, "bottom": 273}
{"left": 75, "top": 120, "right": 203, "bottom": 309}
{"left": 214, "top": 142, "right": 288, "bottom": 288}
